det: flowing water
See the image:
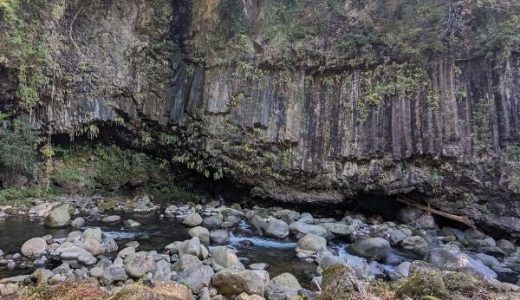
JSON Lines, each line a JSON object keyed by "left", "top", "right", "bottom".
{"left": 0, "top": 214, "right": 317, "bottom": 283}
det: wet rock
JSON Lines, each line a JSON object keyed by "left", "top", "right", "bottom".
{"left": 427, "top": 248, "right": 497, "bottom": 279}
{"left": 349, "top": 237, "right": 391, "bottom": 261}
{"left": 110, "top": 281, "right": 194, "bottom": 300}
{"left": 289, "top": 222, "right": 329, "bottom": 238}
{"left": 249, "top": 263, "right": 268, "bottom": 270}
{"left": 177, "top": 265, "right": 214, "bottom": 293}
{"left": 264, "top": 217, "right": 289, "bottom": 239}
{"left": 389, "top": 228, "right": 412, "bottom": 245}
{"left": 124, "top": 253, "right": 156, "bottom": 278}
{"left": 210, "top": 230, "right": 230, "bottom": 245}
{"left": 251, "top": 215, "right": 268, "bottom": 235}
{"left": 497, "top": 239, "right": 516, "bottom": 254}
{"left": 265, "top": 272, "right": 302, "bottom": 300}
{"left": 401, "top": 236, "right": 429, "bottom": 256}
{"left": 319, "top": 222, "right": 354, "bottom": 237}
{"left": 124, "top": 219, "right": 141, "bottom": 228}
{"left": 102, "top": 215, "right": 121, "bottom": 223}
{"left": 211, "top": 246, "right": 245, "bottom": 270}
{"left": 272, "top": 209, "right": 300, "bottom": 225}
{"left": 504, "top": 252, "right": 520, "bottom": 272}
{"left": 203, "top": 215, "right": 224, "bottom": 229}
{"left": 21, "top": 237, "right": 47, "bottom": 257}
{"left": 71, "top": 217, "right": 85, "bottom": 228}
{"left": 132, "top": 195, "right": 159, "bottom": 213}
{"left": 183, "top": 213, "right": 203, "bottom": 227}
{"left": 103, "top": 236, "right": 119, "bottom": 253}
{"left": 212, "top": 269, "right": 269, "bottom": 296}
{"left": 44, "top": 204, "right": 72, "bottom": 228}
{"left": 397, "top": 207, "right": 435, "bottom": 229}
{"left": 189, "top": 226, "right": 210, "bottom": 245}
{"left": 296, "top": 234, "right": 327, "bottom": 254}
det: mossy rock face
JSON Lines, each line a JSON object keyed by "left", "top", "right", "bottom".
{"left": 396, "top": 268, "right": 450, "bottom": 300}
{"left": 109, "top": 282, "right": 194, "bottom": 300}
{"left": 319, "top": 264, "right": 364, "bottom": 300}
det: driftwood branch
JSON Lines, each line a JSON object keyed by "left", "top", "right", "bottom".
{"left": 397, "top": 197, "right": 476, "bottom": 229}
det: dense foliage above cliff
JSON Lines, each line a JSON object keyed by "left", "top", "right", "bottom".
{"left": 191, "top": 0, "right": 520, "bottom": 68}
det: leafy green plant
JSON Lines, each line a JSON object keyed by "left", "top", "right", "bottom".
{"left": 0, "top": 116, "right": 40, "bottom": 178}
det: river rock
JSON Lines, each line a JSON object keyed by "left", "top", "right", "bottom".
{"left": 395, "top": 261, "right": 411, "bottom": 278}
{"left": 55, "top": 242, "right": 91, "bottom": 260}
{"left": 427, "top": 247, "right": 497, "bottom": 279}
{"left": 80, "top": 237, "right": 105, "bottom": 255}
{"left": 124, "top": 253, "right": 157, "bottom": 278}
{"left": 33, "top": 268, "right": 52, "bottom": 285}
{"left": 401, "top": 236, "right": 429, "bottom": 256}
{"left": 272, "top": 209, "right": 300, "bottom": 224}
{"left": 350, "top": 237, "right": 391, "bottom": 261}
{"left": 319, "top": 222, "right": 354, "bottom": 237}
{"left": 289, "top": 221, "right": 329, "bottom": 238}
{"left": 118, "top": 247, "right": 136, "bottom": 258}
{"left": 124, "top": 219, "right": 141, "bottom": 228}
{"left": 264, "top": 217, "right": 289, "bottom": 239}
{"left": 251, "top": 215, "right": 268, "bottom": 235}
{"left": 173, "top": 254, "right": 202, "bottom": 272}
{"left": 101, "top": 265, "right": 128, "bottom": 284}
{"left": 211, "top": 246, "right": 245, "bottom": 270}
{"left": 389, "top": 228, "right": 412, "bottom": 245}
{"left": 102, "top": 215, "right": 121, "bottom": 223}
{"left": 21, "top": 237, "right": 47, "bottom": 257}
{"left": 189, "top": 226, "right": 210, "bottom": 245}
{"left": 177, "top": 265, "right": 214, "bottom": 293}
{"left": 397, "top": 207, "right": 435, "bottom": 229}
{"left": 203, "top": 214, "right": 224, "bottom": 229}
{"left": 296, "top": 233, "right": 327, "bottom": 254}
{"left": 236, "top": 293, "right": 265, "bottom": 300}
{"left": 210, "top": 230, "right": 230, "bottom": 245}
{"left": 153, "top": 259, "right": 173, "bottom": 280}
{"left": 71, "top": 217, "right": 85, "bottom": 228}
{"left": 497, "top": 239, "right": 516, "bottom": 254}
{"left": 504, "top": 252, "right": 520, "bottom": 272}
{"left": 183, "top": 213, "right": 203, "bottom": 227}
{"left": 212, "top": 269, "right": 270, "bottom": 296}
{"left": 44, "top": 204, "right": 72, "bottom": 228}
{"left": 178, "top": 237, "right": 201, "bottom": 258}
{"left": 265, "top": 272, "right": 302, "bottom": 300}
{"left": 83, "top": 227, "right": 103, "bottom": 241}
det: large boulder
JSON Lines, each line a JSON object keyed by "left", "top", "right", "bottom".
{"left": 183, "top": 213, "right": 203, "bottom": 227}
{"left": 296, "top": 233, "right": 327, "bottom": 254}
{"left": 203, "top": 214, "right": 224, "bottom": 229}
{"left": 44, "top": 204, "right": 72, "bottom": 228}
{"left": 188, "top": 226, "right": 210, "bottom": 245}
{"left": 178, "top": 237, "right": 201, "bottom": 258}
{"left": 212, "top": 269, "right": 270, "bottom": 296}
{"left": 427, "top": 248, "right": 497, "bottom": 279}
{"left": 177, "top": 265, "right": 214, "bottom": 294}
{"left": 110, "top": 282, "right": 194, "bottom": 300}
{"left": 397, "top": 207, "right": 436, "bottom": 229}
{"left": 211, "top": 246, "right": 245, "bottom": 270}
{"left": 289, "top": 221, "right": 329, "bottom": 238}
{"left": 173, "top": 254, "right": 202, "bottom": 272}
{"left": 349, "top": 237, "right": 391, "bottom": 261}
{"left": 264, "top": 217, "right": 289, "bottom": 239}
{"left": 124, "top": 253, "right": 157, "bottom": 278}
{"left": 21, "top": 238, "right": 47, "bottom": 257}
{"left": 265, "top": 273, "right": 302, "bottom": 300}
{"left": 210, "top": 230, "right": 230, "bottom": 245}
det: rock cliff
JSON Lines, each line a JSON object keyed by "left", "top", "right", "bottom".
{"left": 0, "top": 0, "right": 519, "bottom": 234}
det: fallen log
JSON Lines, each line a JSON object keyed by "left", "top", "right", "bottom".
{"left": 397, "top": 197, "right": 476, "bottom": 229}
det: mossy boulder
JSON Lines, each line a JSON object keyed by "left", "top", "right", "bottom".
{"left": 318, "top": 264, "right": 365, "bottom": 300}
{"left": 44, "top": 204, "right": 73, "bottom": 228}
